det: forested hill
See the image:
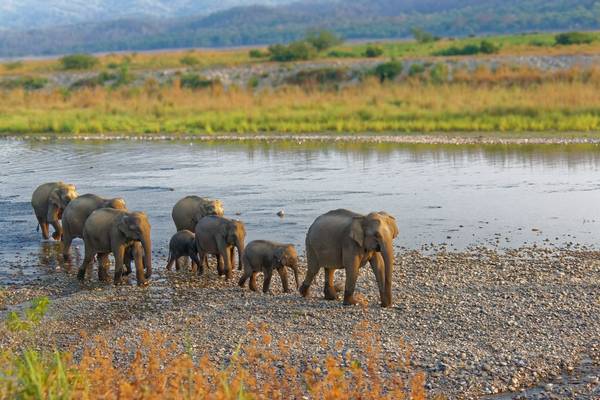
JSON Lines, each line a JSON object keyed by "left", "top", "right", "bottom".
{"left": 0, "top": 0, "right": 598, "bottom": 57}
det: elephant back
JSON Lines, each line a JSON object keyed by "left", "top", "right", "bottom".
{"left": 172, "top": 195, "right": 224, "bottom": 232}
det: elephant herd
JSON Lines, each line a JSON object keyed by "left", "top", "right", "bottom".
{"left": 30, "top": 181, "right": 399, "bottom": 307}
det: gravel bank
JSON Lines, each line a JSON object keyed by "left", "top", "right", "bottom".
{"left": 1, "top": 246, "right": 599, "bottom": 399}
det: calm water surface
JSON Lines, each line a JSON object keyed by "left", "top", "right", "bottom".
{"left": 1, "top": 139, "right": 599, "bottom": 276}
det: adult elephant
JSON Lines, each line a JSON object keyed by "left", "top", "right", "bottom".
{"left": 62, "top": 194, "right": 127, "bottom": 261}
{"left": 299, "top": 209, "right": 399, "bottom": 307}
{"left": 172, "top": 196, "right": 224, "bottom": 232}
{"left": 195, "top": 215, "right": 245, "bottom": 280}
{"left": 31, "top": 182, "right": 79, "bottom": 240}
{"left": 77, "top": 209, "right": 152, "bottom": 286}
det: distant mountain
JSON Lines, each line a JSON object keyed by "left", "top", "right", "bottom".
{"left": 0, "top": 0, "right": 297, "bottom": 29}
{"left": 0, "top": 0, "right": 598, "bottom": 57}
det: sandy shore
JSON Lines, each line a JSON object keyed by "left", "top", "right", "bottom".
{"left": 1, "top": 246, "right": 599, "bottom": 399}
{"left": 4, "top": 133, "right": 600, "bottom": 145}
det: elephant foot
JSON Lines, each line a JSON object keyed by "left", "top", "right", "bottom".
{"left": 137, "top": 280, "right": 150, "bottom": 287}
{"left": 324, "top": 287, "right": 338, "bottom": 301}
{"left": 52, "top": 232, "right": 61, "bottom": 241}
{"left": 343, "top": 294, "right": 358, "bottom": 306}
{"left": 77, "top": 270, "right": 86, "bottom": 281}
{"left": 298, "top": 284, "right": 310, "bottom": 298}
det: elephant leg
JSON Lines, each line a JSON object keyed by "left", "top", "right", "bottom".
{"left": 299, "top": 246, "right": 319, "bottom": 298}
{"left": 49, "top": 219, "right": 62, "bottom": 241}
{"left": 324, "top": 268, "right": 338, "bottom": 300}
{"left": 62, "top": 234, "right": 73, "bottom": 262}
{"left": 175, "top": 257, "right": 182, "bottom": 271}
{"left": 97, "top": 253, "right": 110, "bottom": 282}
{"left": 343, "top": 258, "right": 361, "bottom": 306}
{"left": 216, "top": 254, "right": 225, "bottom": 276}
{"left": 132, "top": 243, "right": 147, "bottom": 286}
{"left": 166, "top": 252, "right": 176, "bottom": 271}
{"left": 238, "top": 271, "right": 249, "bottom": 288}
{"left": 263, "top": 270, "right": 273, "bottom": 294}
{"left": 113, "top": 244, "right": 125, "bottom": 285}
{"left": 190, "top": 253, "right": 203, "bottom": 275}
{"left": 249, "top": 272, "right": 258, "bottom": 292}
{"left": 39, "top": 219, "right": 50, "bottom": 240}
{"left": 277, "top": 267, "right": 291, "bottom": 293}
{"left": 369, "top": 253, "right": 386, "bottom": 303}
{"left": 77, "top": 248, "right": 95, "bottom": 281}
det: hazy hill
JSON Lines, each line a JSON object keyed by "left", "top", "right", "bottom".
{"left": 0, "top": 0, "right": 598, "bottom": 57}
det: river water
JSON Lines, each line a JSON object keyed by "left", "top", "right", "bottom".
{"left": 1, "top": 139, "right": 600, "bottom": 275}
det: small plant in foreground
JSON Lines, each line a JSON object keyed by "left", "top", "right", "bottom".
{"left": 5, "top": 296, "right": 49, "bottom": 332}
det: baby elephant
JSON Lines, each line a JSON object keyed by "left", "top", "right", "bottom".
{"left": 165, "top": 230, "right": 203, "bottom": 273}
{"left": 239, "top": 240, "right": 299, "bottom": 293}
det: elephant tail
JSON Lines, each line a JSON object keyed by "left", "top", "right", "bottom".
{"left": 36, "top": 223, "right": 40, "bottom": 232}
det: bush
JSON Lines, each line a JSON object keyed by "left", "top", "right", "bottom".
{"left": 305, "top": 30, "right": 342, "bottom": 52}
{"left": 429, "top": 63, "right": 449, "bottom": 84}
{"left": 327, "top": 50, "right": 355, "bottom": 58}
{"left": 3, "top": 60, "right": 23, "bottom": 70}
{"left": 180, "top": 54, "right": 200, "bottom": 66}
{"left": 0, "top": 76, "right": 48, "bottom": 91}
{"left": 59, "top": 54, "right": 98, "bottom": 70}
{"left": 249, "top": 49, "right": 268, "bottom": 58}
{"left": 364, "top": 45, "right": 384, "bottom": 58}
{"left": 411, "top": 27, "right": 438, "bottom": 43}
{"left": 286, "top": 67, "right": 349, "bottom": 86}
{"left": 268, "top": 41, "right": 318, "bottom": 62}
{"left": 435, "top": 40, "right": 500, "bottom": 56}
{"left": 408, "top": 63, "right": 426, "bottom": 77}
{"left": 180, "top": 73, "right": 217, "bottom": 89}
{"left": 373, "top": 61, "right": 403, "bottom": 82}
{"left": 555, "top": 32, "right": 595, "bottom": 45}
{"left": 70, "top": 71, "right": 118, "bottom": 89}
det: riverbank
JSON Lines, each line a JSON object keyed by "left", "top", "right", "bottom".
{"left": 1, "top": 246, "right": 599, "bottom": 399}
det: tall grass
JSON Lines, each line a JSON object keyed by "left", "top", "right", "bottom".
{"left": 1, "top": 67, "right": 600, "bottom": 134}
{"left": 1, "top": 322, "right": 429, "bottom": 399}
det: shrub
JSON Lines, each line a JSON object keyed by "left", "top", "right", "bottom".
{"left": 59, "top": 54, "right": 98, "bottom": 70}
{"left": 429, "top": 63, "right": 449, "bottom": 84}
{"left": 286, "top": 67, "right": 349, "bottom": 86}
{"left": 180, "top": 54, "right": 200, "bottom": 66}
{"left": 555, "top": 31, "right": 595, "bottom": 45}
{"left": 180, "top": 73, "right": 217, "bottom": 89}
{"left": 0, "top": 76, "right": 48, "bottom": 91}
{"left": 373, "top": 61, "right": 403, "bottom": 82}
{"left": 327, "top": 50, "right": 355, "bottom": 58}
{"left": 411, "top": 27, "right": 438, "bottom": 43}
{"left": 268, "top": 41, "right": 318, "bottom": 62}
{"left": 364, "top": 45, "right": 384, "bottom": 58}
{"left": 408, "top": 63, "right": 426, "bottom": 77}
{"left": 3, "top": 60, "right": 23, "bottom": 71}
{"left": 435, "top": 40, "right": 500, "bottom": 56}
{"left": 5, "top": 297, "right": 49, "bottom": 331}
{"left": 249, "top": 49, "right": 268, "bottom": 58}
{"left": 305, "top": 30, "right": 342, "bottom": 52}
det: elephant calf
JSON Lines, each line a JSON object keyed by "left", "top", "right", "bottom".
{"left": 31, "top": 181, "right": 78, "bottom": 241}
{"left": 239, "top": 240, "right": 299, "bottom": 293}
{"left": 165, "top": 230, "right": 203, "bottom": 273}
{"left": 195, "top": 215, "right": 246, "bottom": 280}
{"left": 61, "top": 194, "right": 127, "bottom": 261}
{"left": 78, "top": 208, "right": 152, "bottom": 286}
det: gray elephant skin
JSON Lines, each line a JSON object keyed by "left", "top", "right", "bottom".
{"left": 172, "top": 196, "right": 224, "bottom": 232}
{"left": 239, "top": 240, "right": 299, "bottom": 293}
{"left": 61, "top": 194, "right": 127, "bottom": 261}
{"left": 195, "top": 215, "right": 245, "bottom": 280}
{"left": 78, "top": 208, "right": 152, "bottom": 286}
{"left": 165, "top": 230, "right": 202, "bottom": 272}
{"left": 31, "top": 182, "right": 78, "bottom": 240}
{"left": 299, "top": 209, "right": 399, "bottom": 307}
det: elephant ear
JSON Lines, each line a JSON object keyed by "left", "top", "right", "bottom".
{"left": 219, "top": 221, "right": 233, "bottom": 243}
{"left": 48, "top": 188, "right": 61, "bottom": 207}
{"left": 379, "top": 212, "right": 399, "bottom": 238}
{"left": 349, "top": 217, "right": 365, "bottom": 248}
{"left": 118, "top": 215, "right": 136, "bottom": 238}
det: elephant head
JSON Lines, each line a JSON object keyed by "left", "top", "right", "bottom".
{"left": 118, "top": 212, "right": 152, "bottom": 278}
{"left": 274, "top": 244, "right": 300, "bottom": 289}
{"left": 105, "top": 197, "right": 127, "bottom": 210}
{"left": 349, "top": 212, "right": 399, "bottom": 306}
{"left": 223, "top": 219, "right": 246, "bottom": 269}
{"left": 192, "top": 199, "right": 225, "bottom": 226}
{"left": 49, "top": 182, "right": 78, "bottom": 211}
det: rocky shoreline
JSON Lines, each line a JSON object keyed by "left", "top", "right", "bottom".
{"left": 1, "top": 246, "right": 599, "bottom": 399}
{"left": 4, "top": 133, "right": 600, "bottom": 145}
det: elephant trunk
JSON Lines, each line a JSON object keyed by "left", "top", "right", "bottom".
{"left": 236, "top": 240, "right": 245, "bottom": 272}
{"left": 381, "top": 240, "right": 394, "bottom": 307}
{"left": 142, "top": 233, "right": 152, "bottom": 279}
{"left": 291, "top": 264, "right": 300, "bottom": 289}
